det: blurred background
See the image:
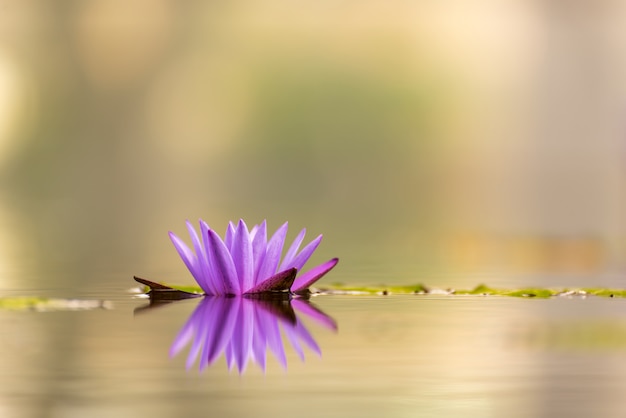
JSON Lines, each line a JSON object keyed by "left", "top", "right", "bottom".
{"left": 2, "top": 0, "right": 626, "bottom": 291}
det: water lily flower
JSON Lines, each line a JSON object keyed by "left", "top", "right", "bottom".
{"left": 169, "top": 219, "right": 338, "bottom": 296}
{"left": 170, "top": 296, "right": 336, "bottom": 372}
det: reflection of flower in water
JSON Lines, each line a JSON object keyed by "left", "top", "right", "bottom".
{"left": 170, "top": 296, "right": 336, "bottom": 373}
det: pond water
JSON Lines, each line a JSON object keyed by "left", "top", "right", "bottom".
{"left": 4, "top": 281, "right": 626, "bottom": 418}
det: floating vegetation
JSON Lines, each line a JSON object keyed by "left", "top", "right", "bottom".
{"left": 0, "top": 297, "right": 112, "bottom": 311}
{"left": 133, "top": 277, "right": 626, "bottom": 300}
{"left": 316, "top": 283, "right": 626, "bottom": 299}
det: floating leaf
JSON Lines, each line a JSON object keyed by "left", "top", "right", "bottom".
{"left": 134, "top": 276, "right": 204, "bottom": 300}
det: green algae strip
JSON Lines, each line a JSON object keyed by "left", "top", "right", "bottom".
{"left": 581, "top": 288, "right": 626, "bottom": 298}
{"left": 0, "top": 297, "right": 112, "bottom": 311}
{"left": 136, "top": 280, "right": 626, "bottom": 299}
{"left": 317, "top": 283, "right": 626, "bottom": 298}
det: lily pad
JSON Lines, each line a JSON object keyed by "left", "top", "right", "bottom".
{"left": 133, "top": 276, "right": 204, "bottom": 300}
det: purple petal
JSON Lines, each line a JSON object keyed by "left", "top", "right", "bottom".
{"left": 279, "top": 228, "right": 306, "bottom": 271}
{"left": 256, "top": 222, "right": 288, "bottom": 280}
{"left": 251, "top": 220, "right": 267, "bottom": 284}
{"left": 284, "top": 234, "right": 322, "bottom": 271}
{"left": 224, "top": 221, "right": 236, "bottom": 251}
{"left": 206, "top": 229, "right": 240, "bottom": 295}
{"left": 169, "top": 231, "right": 202, "bottom": 287}
{"left": 292, "top": 298, "right": 338, "bottom": 331}
{"left": 199, "top": 220, "right": 219, "bottom": 295}
{"left": 291, "top": 258, "right": 339, "bottom": 293}
{"left": 232, "top": 220, "right": 254, "bottom": 293}
{"left": 185, "top": 221, "right": 202, "bottom": 252}
{"left": 245, "top": 268, "right": 297, "bottom": 294}
{"left": 250, "top": 223, "right": 259, "bottom": 237}
{"left": 186, "top": 221, "right": 213, "bottom": 294}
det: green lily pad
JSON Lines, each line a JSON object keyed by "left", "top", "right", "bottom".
{"left": 133, "top": 276, "right": 203, "bottom": 300}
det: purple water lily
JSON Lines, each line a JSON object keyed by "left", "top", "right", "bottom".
{"left": 170, "top": 296, "right": 337, "bottom": 373}
{"left": 169, "top": 219, "right": 338, "bottom": 295}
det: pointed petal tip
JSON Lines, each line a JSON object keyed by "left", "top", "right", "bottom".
{"left": 291, "top": 257, "right": 339, "bottom": 292}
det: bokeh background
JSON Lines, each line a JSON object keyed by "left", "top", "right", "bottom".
{"left": 2, "top": 0, "right": 626, "bottom": 291}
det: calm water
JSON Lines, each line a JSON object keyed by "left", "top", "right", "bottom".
{"left": 3, "top": 283, "right": 626, "bottom": 418}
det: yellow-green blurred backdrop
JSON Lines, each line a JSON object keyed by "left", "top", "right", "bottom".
{"left": 1, "top": 0, "right": 626, "bottom": 289}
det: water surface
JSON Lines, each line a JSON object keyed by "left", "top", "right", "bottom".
{"left": 3, "top": 287, "right": 626, "bottom": 418}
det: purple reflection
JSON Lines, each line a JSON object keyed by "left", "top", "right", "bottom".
{"left": 170, "top": 296, "right": 336, "bottom": 373}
